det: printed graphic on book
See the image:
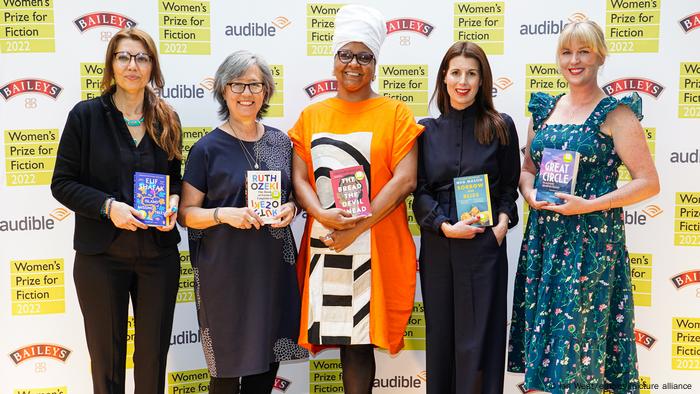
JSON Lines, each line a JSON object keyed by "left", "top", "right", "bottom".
{"left": 330, "top": 166, "right": 371, "bottom": 217}
{"left": 454, "top": 174, "right": 493, "bottom": 227}
{"left": 134, "top": 172, "right": 169, "bottom": 226}
{"left": 536, "top": 148, "right": 580, "bottom": 204}
{"left": 247, "top": 170, "right": 281, "bottom": 224}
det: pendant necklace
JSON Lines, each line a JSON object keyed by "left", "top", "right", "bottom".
{"left": 111, "top": 94, "right": 144, "bottom": 145}
{"left": 228, "top": 119, "right": 260, "bottom": 170}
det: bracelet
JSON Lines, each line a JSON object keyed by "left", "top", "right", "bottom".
{"left": 106, "top": 198, "right": 115, "bottom": 220}
{"left": 608, "top": 194, "right": 613, "bottom": 210}
{"left": 292, "top": 203, "right": 299, "bottom": 218}
{"left": 213, "top": 207, "right": 222, "bottom": 224}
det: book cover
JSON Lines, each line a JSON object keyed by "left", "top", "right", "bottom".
{"left": 536, "top": 148, "right": 581, "bottom": 204}
{"left": 247, "top": 170, "right": 282, "bottom": 224}
{"left": 453, "top": 174, "right": 493, "bottom": 227}
{"left": 133, "top": 172, "right": 169, "bottom": 227}
{"left": 329, "top": 165, "right": 371, "bottom": 217}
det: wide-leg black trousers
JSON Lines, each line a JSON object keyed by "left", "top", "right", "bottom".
{"left": 74, "top": 233, "right": 180, "bottom": 394}
{"left": 419, "top": 228, "right": 508, "bottom": 394}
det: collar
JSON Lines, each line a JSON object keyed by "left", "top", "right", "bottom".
{"left": 443, "top": 103, "right": 477, "bottom": 120}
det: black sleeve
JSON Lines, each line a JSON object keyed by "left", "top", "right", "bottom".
{"left": 495, "top": 113, "right": 521, "bottom": 229}
{"left": 51, "top": 106, "right": 110, "bottom": 220}
{"left": 182, "top": 139, "right": 208, "bottom": 194}
{"left": 412, "top": 120, "right": 450, "bottom": 234}
{"left": 167, "top": 115, "right": 183, "bottom": 196}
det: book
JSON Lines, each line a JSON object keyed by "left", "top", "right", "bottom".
{"left": 247, "top": 170, "right": 282, "bottom": 224}
{"left": 536, "top": 148, "right": 581, "bottom": 204}
{"left": 133, "top": 172, "right": 169, "bottom": 226}
{"left": 453, "top": 174, "right": 493, "bottom": 227}
{"left": 329, "top": 165, "right": 371, "bottom": 217}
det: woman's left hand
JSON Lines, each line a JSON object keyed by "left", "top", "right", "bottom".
{"left": 491, "top": 222, "right": 507, "bottom": 246}
{"left": 157, "top": 194, "right": 180, "bottom": 232}
{"left": 322, "top": 224, "right": 364, "bottom": 253}
{"left": 542, "top": 192, "right": 593, "bottom": 216}
{"left": 270, "top": 202, "right": 297, "bottom": 228}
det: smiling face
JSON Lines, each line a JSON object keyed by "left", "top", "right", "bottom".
{"left": 225, "top": 65, "right": 265, "bottom": 122}
{"left": 444, "top": 55, "right": 481, "bottom": 110}
{"left": 112, "top": 38, "right": 152, "bottom": 94}
{"left": 333, "top": 42, "right": 375, "bottom": 99}
{"left": 558, "top": 39, "right": 604, "bottom": 88}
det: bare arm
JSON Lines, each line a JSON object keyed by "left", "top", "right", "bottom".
{"left": 178, "top": 182, "right": 263, "bottom": 230}
{"left": 519, "top": 119, "right": 551, "bottom": 210}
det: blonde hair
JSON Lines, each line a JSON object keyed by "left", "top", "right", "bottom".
{"left": 557, "top": 20, "right": 607, "bottom": 62}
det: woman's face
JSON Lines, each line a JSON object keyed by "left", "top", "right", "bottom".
{"left": 225, "top": 65, "right": 265, "bottom": 122}
{"left": 112, "top": 38, "right": 152, "bottom": 94}
{"left": 558, "top": 39, "right": 603, "bottom": 87}
{"left": 333, "top": 42, "right": 375, "bottom": 95}
{"left": 444, "top": 55, "right": 481, "bottom": 110}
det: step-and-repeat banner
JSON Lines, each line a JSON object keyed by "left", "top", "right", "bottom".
{"left": 1, "top": 1, "right": 699, "bottom": 393}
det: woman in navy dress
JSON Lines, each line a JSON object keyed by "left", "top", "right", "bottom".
{"left": 413, "top": 41, "right": 520, "bottom": 394}
{"left": 179, "top": 51, "right": 307, "bottom": 394}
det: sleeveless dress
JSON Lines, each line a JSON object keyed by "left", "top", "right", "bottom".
{"left": 507, "top": 92, "right": 643, "bottom": 394}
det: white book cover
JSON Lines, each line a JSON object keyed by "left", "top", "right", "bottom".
{"left": 246, "top": 170, "right": 282, "bottom": 224}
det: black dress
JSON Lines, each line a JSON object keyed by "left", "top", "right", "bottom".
{"left": 413, "top": 105, "right": 520, "bottom": 394}
{"left": 183, "top": 126, "right": 307, "bottom": 378}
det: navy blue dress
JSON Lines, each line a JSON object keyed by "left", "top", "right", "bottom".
{"left": 184, "top": 126, "right": 307, "bottom": 378}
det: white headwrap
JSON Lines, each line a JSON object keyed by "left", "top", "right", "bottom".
{"left": 331, "top": 4, "right": 386, "bottom": 60}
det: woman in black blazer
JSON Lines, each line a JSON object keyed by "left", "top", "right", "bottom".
{"left": 51, "top": 28, "right": 182, "bottom": 394}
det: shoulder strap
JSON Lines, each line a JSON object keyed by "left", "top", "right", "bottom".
{"left": 528, "top": 92, "right": 560, "bottom": 130}
{"left": 587, "top": 92, "right": 644, "bottom": 127}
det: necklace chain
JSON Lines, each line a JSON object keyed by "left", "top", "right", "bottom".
{"left": 228, "top": 119, "right": 260, "bottom": 170}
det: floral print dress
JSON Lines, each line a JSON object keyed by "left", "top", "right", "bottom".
{"left": 507, "top": 92, "right": 642, "bottom": 394}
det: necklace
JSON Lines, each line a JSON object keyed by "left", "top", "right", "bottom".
{"left": 124, "top": 116, "right": 145, "bottom": 127}
{"left": 228, "top": 119, "right": 261, "bottom": 170}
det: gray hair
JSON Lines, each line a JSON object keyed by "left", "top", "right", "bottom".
{"left": 213, "top": 50, "right": 275, "bottom": 120}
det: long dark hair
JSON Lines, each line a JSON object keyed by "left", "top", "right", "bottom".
{"left": 431, "top": 41, "right": 508, "bottom": 145}
{"left": 101, "top": 28, "right": 182, "bottom": 160}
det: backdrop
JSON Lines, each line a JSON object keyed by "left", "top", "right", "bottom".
{"left": 1, "top": 1, "right": 699, "bottom": 393}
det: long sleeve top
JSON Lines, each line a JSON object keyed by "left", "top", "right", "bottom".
{"left": 413, "top": 105, "right": 521, "bottom": 234}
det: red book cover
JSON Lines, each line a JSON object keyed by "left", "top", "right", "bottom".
{"left": 329, "top": 166, "right": 371, "bottom": 217}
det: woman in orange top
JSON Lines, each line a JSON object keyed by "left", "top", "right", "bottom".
{"left": 289, "top": 5, "right": 423, "bottom": 393}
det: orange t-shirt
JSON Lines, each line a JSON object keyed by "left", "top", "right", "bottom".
{"left": 289, "top": 96, "right": 423, "bottom": 354}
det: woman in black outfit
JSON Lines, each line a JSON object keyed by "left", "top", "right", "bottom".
{"left": 413, "top": 41, "right": 520, "bottom": 394}
{"left": 51, "top": 28, "right": 182, "bottom": 394}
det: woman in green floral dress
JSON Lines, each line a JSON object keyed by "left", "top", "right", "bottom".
{"left": 507, "top": 20, "right": 659, "bottom": 394}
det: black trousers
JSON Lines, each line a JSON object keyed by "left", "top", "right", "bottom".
{"left": 419, "top": 229, "right": 508, "bottom": 394}
{"left": 74, "top": 232, "right": 180, "bottom": 394}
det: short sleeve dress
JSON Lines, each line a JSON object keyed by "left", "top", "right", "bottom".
{"left": 507, "top": 92, "right": 643, "bottom": 394}
{"left": 184, "top": 126, "right": 308, "bottom": 378}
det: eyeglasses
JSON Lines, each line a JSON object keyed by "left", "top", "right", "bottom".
{"left": 113, "top": 51, "right": 152, "bottom": 67}
{"left": 227, "top": 82, "right": 264, "bottom": 94}
{"left": 336, "top": 49, "right": 375, "bottom": 66}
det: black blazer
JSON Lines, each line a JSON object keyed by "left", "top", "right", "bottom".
{"left": 51, "top": 94, "right": 182, "bottom": 255}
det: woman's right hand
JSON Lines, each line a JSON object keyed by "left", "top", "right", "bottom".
{"left": 314, "top": 208, "right": 363, "bottom": 230}
{"left": 522, "top": 187, "right": 551, "bottom": 210}
{"left": 220, "top": 207, "right": 264, "bottom": 230}
{"left": 110, "top": 201, "right": 149, "bottom": 231}
{"left": 441, "top": 217, "right": 484, "bottom": 239}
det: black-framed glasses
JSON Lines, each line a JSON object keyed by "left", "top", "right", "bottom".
{"left": 336, "top": 49, "right": 375, "bottom": 66}
{"left": 227, "top": 82, "right": 264, "bottom": 94}
{"left": 113, "top": 51, "right": 152, "bottom": 67}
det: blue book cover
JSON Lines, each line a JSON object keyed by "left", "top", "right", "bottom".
{"left": 133, "top": 172, "right": 169, "bottom": 226}
{"left": 536, "top": 148, "right": 581, "bottom": 204}
{"left": 453, "top": 174, "right": 493, "bottom": 227}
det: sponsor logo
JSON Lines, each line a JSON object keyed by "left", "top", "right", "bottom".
{"left": 272, "top": 16, "right": 292, "bottom": 30}
{"left": 9, "top": 344, "right": 71, "bottom": 365}
{"left": 225, "top": 16, "right": 291, "bottom": 37}
{"left": 671, "top": 270, "right": 700, "bottom": 289}
{"left": 568, "top": 12, "right": 588, "bottom": 23}
{"left": 671, "top": 149, "right": 700, "bottom": 164}
{"left": 273, "top": 376, "right": 292, "bottom": 392}
{"left": 0, "top": 79, "right": 62, "bottom": 100}
{"left": 156, "top": 83, "right": 206, "bottom": 99}
{"left": 386, "top": 18, "right": 435, "bottom": 36}
{"left": 602, "top": 78, "right": 664, "bottom": 98}
{"left": 520, "top": 19, "right": 566, "bottom": 35}
{"left": 494, "top": 77, "right": 513, "bottom": 91}
{"left": 48, "top": 208, "right": 71, "bottom": 221}
{"left": 0, "top": 215, "right": 56, "bottom": 232}
{"left": 170, "top": 329, "right": 201, "bottom": 346}
{"left": 635, "top": 328, "right": 657, "bottom": 349}
{"left": 679, "top": 12, "right": 700, "bottom": 33}
{"left": 642, "top": 204, "right": 663, "bottom": 217}
{"left": 624, "top": 205, "right": 662, "bottom": 226}
{"left": 373, "top": 374, "right": 423, "bottom": 389}
{"left": 304, "top": 79, "right": 337, "bottom": 99}
{"left": 416, "top": 370, "right": 427, "bottom": 382}
{"left": 517, "top": 382, "right": 528, "bottom": 393}
{"left": 73, "top": 12, "right": 137, "bottom": 32}
{"left": 199, "top": 77, "right": 215, "bottom": 92}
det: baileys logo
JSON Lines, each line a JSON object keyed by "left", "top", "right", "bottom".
{"left": 73, "top": 12, "right": 137, "bottom": 32}
{"left": 671, "top": 270, "right": 700, "bottom": 289}
{"left": 0, "top": 79, "right": 62, "bottom": 100}
{"left": 602, "top": 78, "right": 664, "bottom": 98}
{"left": 634, "top": 329, "right": 657, "bottom": 350}
{"left": 9, "top": 344, "right": 71, "bottom": 365}
{"left": 679, "top": 12, "right": 700, "bottom": 33}
{"left": 304, "top": 79, "right": 337, "bottom": 99}
{"left": 386, "top": 18, "right": 435, "bottom": 37}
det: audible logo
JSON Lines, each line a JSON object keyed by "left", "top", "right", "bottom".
{"left": 225, "top": 16, "right": 291, "bottom": 37}
{"left": 156, "top": 82, "right": 205, "bottom": 99}
{"left": 624, "top": 204, "right": 662, "bottom": 226}
{"left": 373, "top": 374, "right": 423, "bottom": 389}
{"left": 9, "top": 344, "right": 71, "bottom": 365}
